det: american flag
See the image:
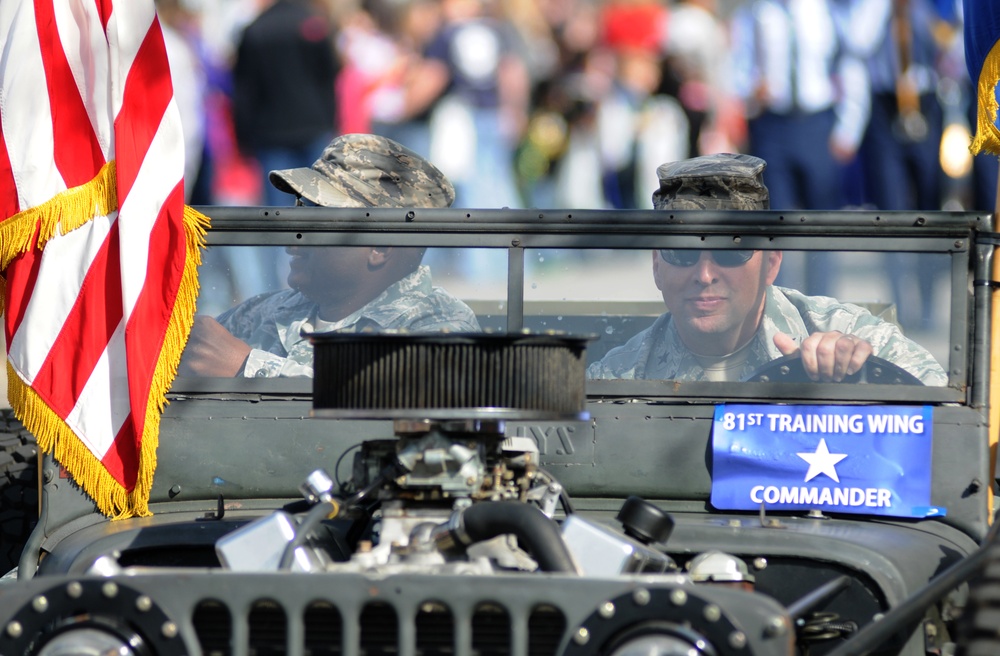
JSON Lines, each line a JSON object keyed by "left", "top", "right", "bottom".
{"left": 965, "top": 0, "right": 1000, "bottom": 155}
{"left": 0, "top": 0, "right": 208, "bottom": 518}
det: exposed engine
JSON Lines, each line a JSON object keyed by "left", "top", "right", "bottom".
{"left": 215, "top": 417, "right": 689, "bottom": 580}
{"left": 215, "top": 332, "right": 751, "bottom": 587}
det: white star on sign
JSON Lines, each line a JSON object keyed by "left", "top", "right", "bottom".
{"left": 797, "top": 438, "right": 848, "bottom": 483}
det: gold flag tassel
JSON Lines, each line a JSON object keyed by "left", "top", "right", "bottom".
{"left": 971, "top": 40, "right": 1000, "bottom": 156}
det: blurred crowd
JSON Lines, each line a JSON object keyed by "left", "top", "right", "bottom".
{"left": 158, "top": 0, "right": 998, "bottom": 215}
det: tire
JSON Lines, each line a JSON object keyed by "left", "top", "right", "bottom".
{"left": 0, "top": 410, "right": 38, "bottom": 573}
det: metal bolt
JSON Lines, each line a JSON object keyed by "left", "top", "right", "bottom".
{"left": 66, "top": 582, "right": 83, "bottom": 598}
{"left": 598, "top": 602, "right": 615, "bottom": 619}
{"left": 670, "top": 589, "right": 687, "bottom": 606}
{"left": 102, "top": 582, "right": 119, "bottom": 598}
{"left": 31, "top": 595, "right": 48, "bottom": 612}
{"left": 729, "top": 631, "right": 747, "bottom": 649}
{"left": 703, "top": 604, "right": 721, "bottom": 622}
{"left": 753, "top": 558, "right": 768, "bottom": 570}
{"left": 573, "top": 628, "right": 590, "bottom": 645}
{"left": 632, "top": 588, "right": 651, "bottom": 606}
{"left": 162, "top": 622, "right": 179, "bottom": 639}
{"left": 511, "top": 238, "right": 521, "bottom": 247}
{"left": 136, "top": 596, "right": 153, "bottom": 612}
{"left": 5, "top": 622, "right": 22, "bottom": 638}
{"left": 765, "top": 616, "right": 787, "bottom": 637}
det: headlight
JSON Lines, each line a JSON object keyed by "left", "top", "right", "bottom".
{"left": 36, "top": 624, "right": 143, "bottom": 656}
{"left": 0, "top": 581, "right": 185, "bottom": 656}
{"left": 606, "top": 622, "right": 714, "bottom": 656}
{"left": 561, "top": 587, "right": 761, "bottom": 656}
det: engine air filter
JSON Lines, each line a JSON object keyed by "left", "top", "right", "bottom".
{"left": 309, "top": 332, "right": 591, "bottom": 421}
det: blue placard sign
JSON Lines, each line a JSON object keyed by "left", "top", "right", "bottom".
{"left": 710, "top": 404, "right": 944, "bottom": 518}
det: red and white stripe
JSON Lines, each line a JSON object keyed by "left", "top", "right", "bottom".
{"left": 0, "top": 0, "right": 188, "bottom": 501}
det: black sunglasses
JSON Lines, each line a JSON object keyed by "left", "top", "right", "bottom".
{"left": 658, "top": 249, "right": 755, "bottom": 268}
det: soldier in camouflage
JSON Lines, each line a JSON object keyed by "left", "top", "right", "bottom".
{"left": 179, "top": 134, "right": 480, "bottom": 378}
{"left": 588, "top": 153, "right": 947, "bottom": 385}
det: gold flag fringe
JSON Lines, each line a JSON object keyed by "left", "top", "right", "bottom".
{"left": 0, "top": 161, "right": 118, "bottom": 281}
{"left": 2, "top": 164, "right": 211, "bottom": 519}
{"left": 971, "top": 40, "right": 1000, "bottom": 156}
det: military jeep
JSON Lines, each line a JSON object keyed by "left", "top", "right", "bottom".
{"left": 1, "top": 206, "right": 998, "bottom": 656}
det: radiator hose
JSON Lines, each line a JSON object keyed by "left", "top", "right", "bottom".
{"left": 435, "top": 501, "right": 579, "bottom": 574}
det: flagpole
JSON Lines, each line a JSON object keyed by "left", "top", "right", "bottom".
{"left": 995, "top": 165, "right": 1000, "bottom": 215}
{"left": 991, "top": 164, "right": 1000, "bottom": 519}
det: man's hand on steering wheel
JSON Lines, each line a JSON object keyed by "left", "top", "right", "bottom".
{"left": 773, "top": 331, "right": 874, "bottom": 382}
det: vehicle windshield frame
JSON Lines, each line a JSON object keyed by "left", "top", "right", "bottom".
{"left": 174, "top": 206, "right": 988, "bottom": 404}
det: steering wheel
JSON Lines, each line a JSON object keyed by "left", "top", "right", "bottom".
{"left": 745, "top": 353, "right": 924, "bottom": 385}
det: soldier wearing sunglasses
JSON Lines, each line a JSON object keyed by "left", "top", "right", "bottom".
{"left": 587, "top": 154, "right": 946, "bottom": 385}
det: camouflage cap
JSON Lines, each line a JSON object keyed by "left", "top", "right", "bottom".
{"left": 269, "top": 133, "right": 456, "bottom": 208}
{"left": 652, "top": 153, "right": 769, "bottom": 210}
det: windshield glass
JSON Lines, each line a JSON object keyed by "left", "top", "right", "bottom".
{"left": 186, "top": 245, "right": 505, "bottom": 378}
{"left": 184, "top": 243, "right": 953, "bottom": 388}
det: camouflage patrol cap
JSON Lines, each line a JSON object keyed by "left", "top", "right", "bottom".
{"left": 269, "top": 134, "right": 456, "bottom": 208}
{"left": 652, "top": 153, "right": 769, "bottom": 210}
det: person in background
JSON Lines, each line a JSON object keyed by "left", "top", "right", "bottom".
{"left": 662, "top": 0, "right": 736, "bottom": 157}
{"left": 729, "top": 0, "right": 869, "bottom": 296}
{"left": 364, "top": 0, "right": 448, "bottom": 158}
{"left": 422, "top": 0, "right": 529, "bottom": 209}
{"left": 179, "top": 134, "right": 481, "bottom": 378}
{"left": 850, "top": 0, "right": 956, "bottom": 332}
{"left": 231, "top": 0, "right": 339, "bottom": 208}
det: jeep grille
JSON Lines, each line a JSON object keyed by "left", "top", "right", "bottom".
{"left": 191, "top": 596, "right": 565, "bottom": 655}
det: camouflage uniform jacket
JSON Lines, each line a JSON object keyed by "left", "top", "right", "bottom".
{"left": 218, "top": 266, "right": 481, "bottom": 377}
{"left": 587, "top": 286, "right": 947, "bottom": 385}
